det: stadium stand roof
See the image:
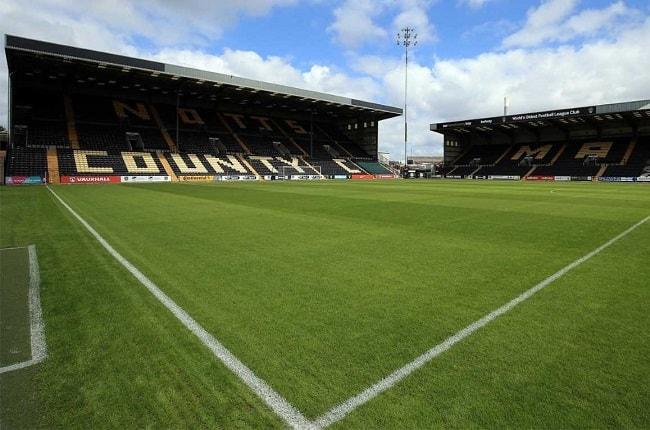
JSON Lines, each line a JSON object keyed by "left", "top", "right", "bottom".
{"left": 430, "top": 100, "right": 650, "bottom": 135}
{"left": 430, "top": 100, "right": 650, "bottom": 166}
{"left": 430, "top": 100, "right": 650, "bottom": 139}
{"left": 5, "top": 34, "right": 402, "bottom": 121}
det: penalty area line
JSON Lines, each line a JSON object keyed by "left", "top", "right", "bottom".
{"left": 0, "top": 245, "right": 48, "bottom": 374}
{"left": 312, "top": 214, "right": 650, "bottom": 429}
{"left": 45, "top": 186, "right": 312, "bottom": 429}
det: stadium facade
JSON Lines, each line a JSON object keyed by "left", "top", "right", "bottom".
{"left": 2, "top": 35, "right": 402, "bottom": 184}
{"left": 430, "top": 101, "right": 650, "bottom": 182}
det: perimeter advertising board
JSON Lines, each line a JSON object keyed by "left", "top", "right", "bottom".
{"left": 121, "top": 176, "right": 170, "bottom": 183}
{"left": 351, "top": 174, "right": 375, "bottom": 180}
{"left": 289, "top": 175, "right": 321, "bottom": 180}
{"left": 177, "top": 175, "right": 214, "bottom": 182}
{"left": 214, "top": 175, "right": 257, "bottom": 181}
{"left": 599, "top": 177, "right": 635, "bottom": 182}
{"left": 525, "top": 176, "right": 555, "bottom": 181}
{"left": 60, "top": 175, "right": 121, "bottom": 184}
{"left": 5, "top": 176, "right": 44, "bottom": 185}
{"left": 488, "top": 175, "right": 520, "bottom": 180}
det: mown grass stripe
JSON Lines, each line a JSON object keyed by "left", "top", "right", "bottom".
{"left": 46, "top": 186, "right": 311, "bottom": 429}
{"left": 313, "top": 214, "right": 650, "bottom": 429}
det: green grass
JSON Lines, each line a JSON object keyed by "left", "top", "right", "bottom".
{"left": 0, "top": 247, "right": 38, "bottom": 429}
{"left": 1, "top": 180, "right": 649, "bottom": 428}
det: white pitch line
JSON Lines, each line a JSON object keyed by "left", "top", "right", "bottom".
{"left": 313, "top": 215, "right": 650, "bottom": 429}
{"left": 0, "top": 245, "right": 48, "bottom": 375}
{"left": 28, "top": 245, "right": 48, "bottom": 363}
{"left": 46, "top": 186, "right": 312, "bottom": 429}
{"left": 0, "top": 358, "right": 41, "bottom": 374}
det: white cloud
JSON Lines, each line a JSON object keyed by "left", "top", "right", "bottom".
{"left": 1, "top": 0, "right": 298, "bottom": 48}
{"left": 462, "top": 19, "right": 519, "bottom": 41}
{"left": 328, "top": 0, "right": 435, "bottom": 49}
{"left": 151, "top": 48, "right": 381, "bottom": 102}
{"left": 328, "top": 0, "right": 388, "bottom": 49}
{"left": 392, "top": 0, "right": 436, "bottom": 44}
{"left": 459, "top": 0, "right": 492, "bottom": 9}
{"left": 503, "top": 0, "right": 630, "bottom": 48}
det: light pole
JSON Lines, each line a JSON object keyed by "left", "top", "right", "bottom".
{"left": 396, "top": 27, "right": 417, "bottom": 171}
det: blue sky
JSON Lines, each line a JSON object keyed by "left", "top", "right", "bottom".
{"left": 2, "top": 0, "right": 650, "bottom": 158}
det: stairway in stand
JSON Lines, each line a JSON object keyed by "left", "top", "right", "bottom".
{"left": 595, "top": 164, "right": 608, "bottom": 179}
{"left": 156, "top": 151, "right": 178, "bottom": 181}
{"left": 46, "top": 147, "right": 60, "bottom": 184}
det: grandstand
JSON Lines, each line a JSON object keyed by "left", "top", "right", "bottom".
{"left": 431, "top": 102, "right": 650, "bottom": 182}
{"left": 3, "top": 35, "right": 401, "bottom": 184}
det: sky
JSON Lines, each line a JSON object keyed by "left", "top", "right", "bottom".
{"left": 1, "top": 0, "right": 649, "bottom": 158}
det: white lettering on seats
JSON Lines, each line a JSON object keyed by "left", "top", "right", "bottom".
{"left": 251, "top": 116, "right": 273, "bottom": 131}
{"left": 170, "top": 154, "right": 208, "bottom": 173}
{"left": 274, "top": 157, "right": 305, "bottom": 173}
{"left": 121, "top": 152, "right": 161, "bottom": 174}
{"left": 203, "top": 154, "right": 249, "bottom": 174}
{"left": 575, "top": 142, "right": 613, "bottom": 159}
{"left": 249, "top": 156, "right": 277, "bottom": 173}
{"left": 74, "top": 150, "right": 113, "bottom": 173}
{"left": 284, "top": 120, "right": 308, "bottom": 134}
{"left": 511, "top": 144, "right": 553, "bottom": 160}
{"left": 223, "top": 113, "right": 247, "bottom": 129}
{"left": 113, "top": 100, "right": 150, "bottom": 121}
{"left": 333, "top": 159, "right": 360, "bottom": 174}
{"left": 177, "top": 108, "right": 205, "bottom": 125}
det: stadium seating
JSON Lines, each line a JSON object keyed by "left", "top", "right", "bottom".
{"left": 436, "top": 165, "right": 455, "bottom": 176}
{"left": 355, "top": 161, "right": 393, "bottom": 175}
{"left": 246, "top": 156, "right": 319, "bottom": 176}
{"left": 452, "top": 144, "right": 510, "bottom": 167}
{"left": 308, "top": 159, "right": 362, "bottom": 176}
{"left": 154, "top": 105, "right": 243, "bottom": 155}
{"left": 602, "top": 137, "right": 650, "bottom": 177}
{"left": 57, "top": 149, "right": 167, "bottom": 176}
{"left": 447, "top": 166, "right": 478, "bottom": 177}
{"left": 76, "top": 124, "right": 130, "bottom": 151}
{"left": 480, "top": 143, "right": 563, "bottom": 177}
{"left": 4, "top": 147, "right": 47, "bottom": 177}
{"left": 443, "top": 138, "right": 649, "bottom": 179}
{"left": 165, "top": 153, "right": 253, "bottom": 176}
{"left": 533, "top": 140, "right": 627, "bottom": 177}
{"left": 317, "top": 123, "right": 371, "bottom": 159}
{"left": 11, "top": 89, "right": 69, "bottom": 148}
{"left": 73, "top": 96, "right": 172, "bottom": 151}
{"left": 16, "top": 90, "right": 649, "bottom": 183}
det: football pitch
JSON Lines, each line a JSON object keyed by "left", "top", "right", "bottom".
{"left": 1, "top": 180, "right": 649, "bottom": 429}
